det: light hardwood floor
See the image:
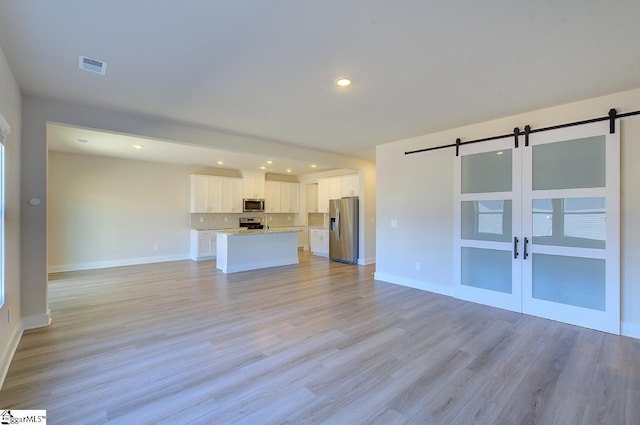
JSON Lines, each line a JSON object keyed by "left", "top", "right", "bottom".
{"left": 1, "top": 252, "right": 638, "bottom": 424}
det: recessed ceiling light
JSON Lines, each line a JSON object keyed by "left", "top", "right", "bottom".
{"left": 132, "top": 144, "right": 144, "bottom": 150}
{"left": 266, "top": 160, "right": 273, "bottom": 164}
{"left": 77, "top": 139, "right": 89, "bottom": 144}
{"left": 286, "top": 169, "right": 292, "bottom": 173}
{"left": 217, "top": 161, "right": 224, "bottom": 165}
{"left": 336, "top": 78, "right": 351, "bottom": 87}
{"left": 497, "top": 151, "right": 504, "bottom": 155}
{"left": 260, "top": 166, "right": 266, "bottom": 170}
{"left": 311, "top": 164, "right": 317, "bottom": 168}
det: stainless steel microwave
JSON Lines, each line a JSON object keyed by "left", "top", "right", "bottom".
{"left": 243, "top": 198, "right": 265, "bottom": 212}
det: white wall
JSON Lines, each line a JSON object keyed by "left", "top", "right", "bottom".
{"left": 48, "top": 152, "right": 207, "bottom": 271}
{"left": 0, "top": 43, "right": 22, "bottom": 387}
{"left": 375, "top": 88, "right": 640, "bottom": 338}
{"left": 375, "top": 146, "right": 454, "bottom": 294}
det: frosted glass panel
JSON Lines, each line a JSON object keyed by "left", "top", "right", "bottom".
{"left": 461, "top": 149, "right": 512, "bottom": 194}
{"left": 532, "top": 136, "right": 605, "bottom": 190}
{"left": 461, "top": 200, "right": 512, "bottom": 242}
{"left": 532, "top": 197, "right": 605, "bottom": 249}
{"left": 532, "top": 254, "right": 605, "bottom": 311}
{"left": 461, "top": 247, "right": 512, "bottom": 294}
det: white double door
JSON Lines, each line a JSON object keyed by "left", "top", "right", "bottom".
{"left": 454, "top": 122, "right": 620, "bottom": 334}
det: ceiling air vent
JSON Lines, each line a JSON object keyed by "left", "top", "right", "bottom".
{"left": 78, "top": 55, "right": 107, "bottom": 75}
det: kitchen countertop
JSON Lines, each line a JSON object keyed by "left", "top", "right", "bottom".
{"left": 215, "top": 226, "right": 304, "bottom": 235}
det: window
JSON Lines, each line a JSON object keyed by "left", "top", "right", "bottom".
{"left": 0, "top": 115, "right": 8, "bottom": 309}
{"left": 461, "top": 200, "right": 512, "bottom": 243}
{"left": 532, "top": 197, "right": 606, "bottom": 249}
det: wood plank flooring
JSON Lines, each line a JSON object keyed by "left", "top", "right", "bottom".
{"left": 1, "top": 252, "right": 638, "bottom": 424}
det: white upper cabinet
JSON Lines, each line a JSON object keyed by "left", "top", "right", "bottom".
{"left": 191, "top": 175, "right": 209, "bottom": 213}
{"left": 221, "top": 177, "right": 243, "bottom": 213}
{"left": 190, "top": 175, "right": 222, "bottom": 213}
{"left": 329, "top": 177, "right": 342, "bottom": 200}
{"left": 316, "top": 175, "right": 359, "bottom": 213}
{"left": 191, "top": 175, "right": 243, "bottom": 213}
{"left": 317, "top": 178, "right": 330, "bottom": 213}
{"left": 264, "top": 180, "right": 300, "bottom": 213}
{"left": 280, "top": 182, "right": 299, "bottom": 213}
{"left": 264, "top": 180, "right": 281, "bottom": 212}
{"left": 341, "top": 174, "right": 360, "bottom": 197}
{"left": 243, "top": 171, "right": 265, "bottom": 199}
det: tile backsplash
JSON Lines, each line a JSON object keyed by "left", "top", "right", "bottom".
{"left": 266, "top": 214, "right": 297, "bottom": 227}
{"left": 191, "top": 213, "right": 297, "bottom": 230}
{"left": 308, "top": 212, "right": 327, "bottom": 228}
{"left": 190, "top": 214, "right": 240, "bottom": 230}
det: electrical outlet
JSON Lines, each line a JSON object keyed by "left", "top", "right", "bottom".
{"left": 391, "top": 219, "right": 398, "bottom": 228}
{"left": 153, "top": 244, "right": 159, "bottom": 251}
{"left": 199, "top": 216, "right": 204, "bottom": 223}
{"left": 288, "top": 216, "right": 291, "bottom": 221}
{"left": 416, "top": 262, "right": 422, "bottom": 272}
{"left": 224, "top": 216, "right": 228, "bottom": 222}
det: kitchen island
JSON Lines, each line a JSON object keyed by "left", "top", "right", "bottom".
{"left": 215, "top": 228, "right": 303, "bottom": 273}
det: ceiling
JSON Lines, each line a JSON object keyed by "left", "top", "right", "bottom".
{"left": 1, "top": 1, "right": 639, "bottom": 167}
{"left": 47, "top": 123, "right": 335, "bottom": 175}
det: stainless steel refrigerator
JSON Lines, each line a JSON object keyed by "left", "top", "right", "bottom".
{"left": 329, "top": 197, "right": 359, "bottom": 264}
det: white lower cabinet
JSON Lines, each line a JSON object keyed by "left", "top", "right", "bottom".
{"left": 310, "top": 228, "right": 329, "bottom": 257}
{"left": 190, "top": 230, "right": 216, "bottom": 260}
{"left": 321, "top": 229, "right": 329, "bottom": 254}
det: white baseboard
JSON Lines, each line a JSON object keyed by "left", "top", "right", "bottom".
{"left": 358, "top": 256, "right": 376, "bottom": 265}
{"left": 373, "top": 272, "right": 454, "bottom": 297}
{"left": 22, "top": 310, "right": 52, "bottom": 330}
{"left": 0, "top": 324, "right": 23, "bottom": 389}
{"left": 622, "top": 322, "right": 640, "bottom": 339}
{"left": 49, "top": 253, "right": 191, "bottom": 273}
{"left": 375, "top": 273, "right": 638, "bottom": 339}
{"left": 191, "top": 255, "right": 216, "bottom": 262}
